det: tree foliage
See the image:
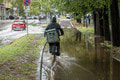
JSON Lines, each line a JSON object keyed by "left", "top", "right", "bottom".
{"left": 51, "top": 0, "right": 112, "bottom": 16}
{"left": 30, "top": 0, "right": 53, "bottom": 15}
{"left": 0, "top": 0, "right": 4, "bottom": 3}
{"left": 9, "top": 0, "right": 114, "bottom": 16}
{"left": 0, "top": 0, "right": 12, "bottom": 3}
{"left": 31, "top": 1, "right": 41, "bottom": 15}
{"left": 10, "top": 0, "right": 112, "bottom": 16}
{"left": 11, "top": 0, "right": 24, "bottom": 16}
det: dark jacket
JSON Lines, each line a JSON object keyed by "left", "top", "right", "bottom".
{"left": 45, "top": 22, "right": 64, "bottom": 36}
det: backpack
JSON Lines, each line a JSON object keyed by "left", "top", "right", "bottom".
{"left": 45, "top": 28, "right": 59, "bottom": 43}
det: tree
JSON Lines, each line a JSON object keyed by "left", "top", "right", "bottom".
{"left": 31, "top": 1, "right": 41, "bottom": 15}
{"left": 110, "top": 0, "right": 120, "bottom": 46}
{"left": 0, "top": 0, "right": 4, "bottom": 3}
{"left": 52, "top": 0, "right": 118, "bottom": 44}
{"left": 52, "top": 0, "right": 111, "bottom": 38}
{"left": 30, "top": 0, "right": 54, "bottom": 15}
{"left": 10, "top": 0, "right": 120, "bottom": 46}
{"left": 11, "top": 0, "right": 24, "bottom": 16}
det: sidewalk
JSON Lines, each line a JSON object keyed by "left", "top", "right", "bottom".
{"left": 0, "top": 20, "right": 13, "bottom": 24}
{"left": 0, "top": 20, "right": 13, "bottom": 30}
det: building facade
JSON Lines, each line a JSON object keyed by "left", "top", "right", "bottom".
{"left": 0, "top": 0, "right": 12, "bottom": 20}
{"left": 0, "top": 3, "right": 6, "bottom": 20}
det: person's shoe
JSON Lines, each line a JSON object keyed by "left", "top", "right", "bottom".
{"left": 56, "top": 52, "right": 60, "bottom": 56}
{"left": 50, "top": 51, "right": 52, "bottom": 53}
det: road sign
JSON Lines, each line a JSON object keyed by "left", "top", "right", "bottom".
{"left": 24, "top": 6, "right": 30, "bottom": 13}
{"left": 23, "top": 0, "right": 31, "bottom": 6}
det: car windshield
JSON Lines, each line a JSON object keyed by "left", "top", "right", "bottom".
{"left": 14, "top": 21, "right": 24, "bottom": 24}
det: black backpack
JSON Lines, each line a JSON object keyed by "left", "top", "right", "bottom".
{"left": 45, "top": 28, "right": 59, "bottom": 43}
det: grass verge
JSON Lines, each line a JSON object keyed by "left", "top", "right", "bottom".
{"left": 72, "top": 21, "right": 120, "bottom": 59}
{"left": 76, "top": 27, "right": 94, "bottom": 34}
{"left": 0, "top": 34, "right": 45, "bottom": 80}
{"left": 31, "top": 23, "right": 48, "bottom": 27}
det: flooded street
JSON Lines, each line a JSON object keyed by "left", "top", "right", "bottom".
{"left": 40, "top": 36, "right": 116, "bottom": 80}
{"left": 39, "top": 19, "right": 120, "bottom": 80}
{"left": 41, "top": 37, "right": 112, "bottom": 80}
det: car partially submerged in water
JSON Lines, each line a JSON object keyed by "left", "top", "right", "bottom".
{"left": 12, "top": 20, "right": 26, "bottom": 31}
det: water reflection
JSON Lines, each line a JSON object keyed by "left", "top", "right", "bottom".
{"left": 60, "top": 32, "right": 120, "bottom": 80}
{"left": 94, "top": 37, "right": 111, "bottom": 80}
{"left": 42, "top": 29, "right": 120, "bottom": 80}
{"left": 113, "top": 57, "right": 120, "bottom": 80}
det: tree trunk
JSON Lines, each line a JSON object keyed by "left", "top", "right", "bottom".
{"left": 103, "top": 7, "right": 111, "bottom": 41}
{"left": 110, "top": 0, "right": 120, "bottom": 46}
{"left": 74, "top": 13, "right": 81, "bottom": 23}
{"left": 76, "top": 19, "right": 81, "bottom": 23}
{"left": 99, "top": 10, "right": 104, "bottom": 36}
{"left": 93, "top": 11, "right": 97, "bottom": 35}
{"left": 96, "top": 11, "right": 101, "bottom": 35}
{"left": 93, "top": 10, "right": 104, "bottom": 36}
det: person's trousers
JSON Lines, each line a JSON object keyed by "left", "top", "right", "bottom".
{"left": 49, "top": 42, "right": 60, "bottom": 56}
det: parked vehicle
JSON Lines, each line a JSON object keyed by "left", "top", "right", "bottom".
{"left": 34, "top": 16, "right": 38, "bottom": 19}
{"left": 9, "top": 15, "right": 14, "bottom": 20}
{"left": 14, "top": 16, "right": 19, "bottom": 19}
{"left": 12, "top": 20, "right": 26, "bottom": 31}
{"left": 39, "top": 13, "right": 46, "bottom": 20}
{"left": 28, "top": 16, "right": 34, "bottom": 20}
{"left": 18, "top": 16, "right": 24, "bottom": 20}
{"left": 66, "top": 14, "right": 71, "bottom": 19}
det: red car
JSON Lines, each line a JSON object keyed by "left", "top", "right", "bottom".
{"left": 12, "top": 21, "right": 26, "bottom": 31}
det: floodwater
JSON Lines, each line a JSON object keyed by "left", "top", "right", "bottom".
{"left": 38, "top": 19, "right": 120, "bottom": 80}
{"left": 39, "top": 31, "right": 120, "bottom": 80}
{"left": 36, "top": 19, "right": 120, "bottom": 80}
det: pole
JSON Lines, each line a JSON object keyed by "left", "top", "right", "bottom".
{"left": 23, "top": 0, "right": 31, "bottom": 36}
{"left": 27, "top": 12, "right": 28, "bottom": 35}
{"left": 25, "top": 6, "right": 29, "bottom": 35}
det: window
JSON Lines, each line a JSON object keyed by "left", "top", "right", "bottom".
{"left": 14, "top": 21, "right": 24, "bottom": 24}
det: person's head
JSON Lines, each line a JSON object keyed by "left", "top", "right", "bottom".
{"left": 52, "top": 17, "right": 56, "bottom": 23}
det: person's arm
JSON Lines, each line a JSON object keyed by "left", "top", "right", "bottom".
{"left": 58, "top": 24, "right": 64, "bottom": 36}
{"left": 44, "top": 29, "right": 46, "bottom": 37}
{"left": 44, "top": 25, "right": 49, "bottom": 37}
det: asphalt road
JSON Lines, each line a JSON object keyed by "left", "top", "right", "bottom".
{"left": 60, "top": 19, "right": 72, "bottom": 28}
{"left": 0, "top": 20, "right": 45, "bottom": 46}
{"left": 0, "top": 18, "right": 72, "bottom": 46}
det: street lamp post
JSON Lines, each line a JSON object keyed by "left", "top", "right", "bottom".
{"left": 24, "top": 6, "right": 30, "bottom": 36}
{"left": 23, "top": 0, "right": 31, "bottom": 36}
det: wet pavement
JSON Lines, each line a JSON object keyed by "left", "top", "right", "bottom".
{"left": 60, "top": 19, "right": 71, "bottom": 28}
{"left": 0, "top": 20, "right": 45, "bottom": 47}
{"left": 0, "top": 20, "right": 13, "bottom": 31}
{"left": 40, "top": 37, "right": 112, "bottom": 80}
{"left": 38, "top": 19, "right": 120, "bottom": 80}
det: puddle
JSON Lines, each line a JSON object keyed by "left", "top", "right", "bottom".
{"left": 38, "top": 27, "right": 120, "bottom": 80}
